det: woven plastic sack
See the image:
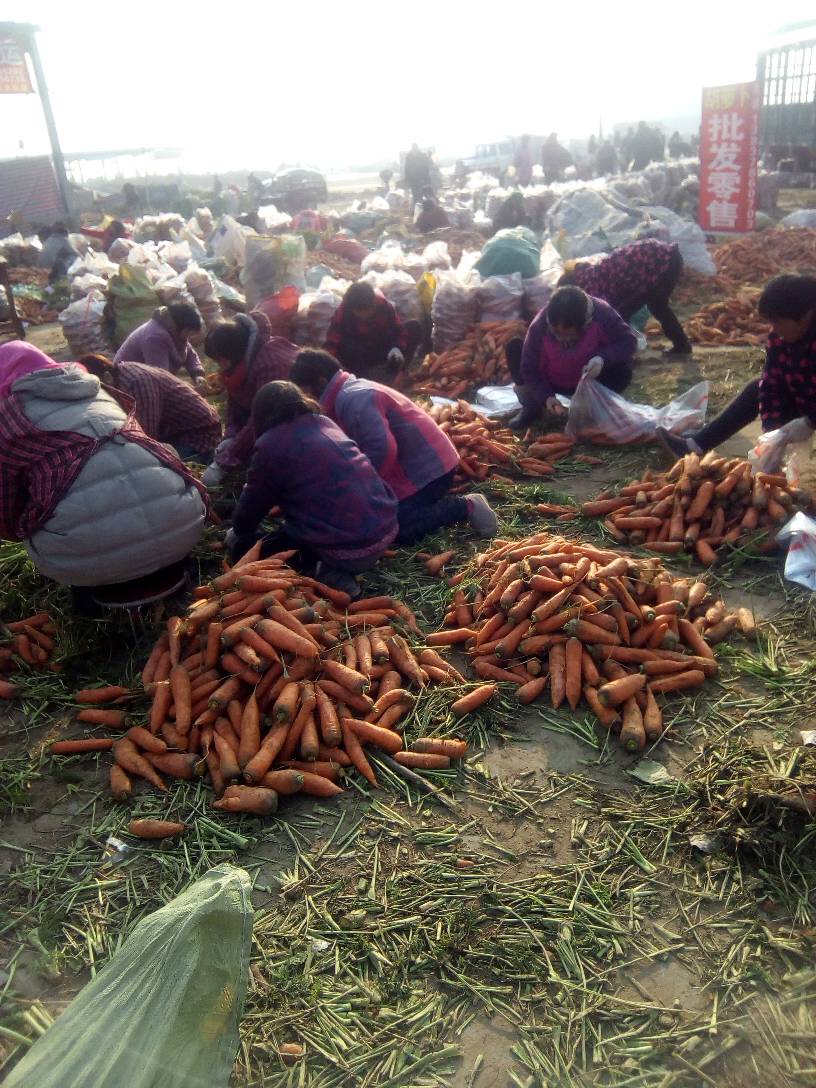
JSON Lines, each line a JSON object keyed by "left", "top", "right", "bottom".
{"left": 109, "top": 265, "right": 161, "bottom": 347}
{"left": 474, "top": 227, "right": 540, "bottom": 279}
{"left": 565, "top": 376, "right": 709, "bottom": 444}
{"left": 58, "top": 290, "right": 111, "bottom": 357}
{"left": 5, "top": 864, "right": 252, "bottom": 1088}
{"left": 431, "top": 269, "right": 478, "bottom": 351}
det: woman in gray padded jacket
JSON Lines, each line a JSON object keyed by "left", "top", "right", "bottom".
{"left": 0, "top": 342, "right": 206, "bottom": 593}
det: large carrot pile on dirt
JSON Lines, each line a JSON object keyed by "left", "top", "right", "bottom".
{"left": 410, "top": 321, "right": 527, "bottom": 397}
{"left": 51, "top": 550, "right": 473, "bottom": 831}
{"left": 432, "top": 533, "right": 745, "bottom": 751}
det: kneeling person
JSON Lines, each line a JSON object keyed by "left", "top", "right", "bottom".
{"left": 291, "top": 349, "right": 497, "bottom": 543}
{"left": 227, "top": 381, "right": 398, "bottom": 598}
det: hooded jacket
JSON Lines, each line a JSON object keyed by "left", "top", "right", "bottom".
{"left": 215, "top": 311, "right": 298, "bottom": 468}
{"left": 321, "top": 370, "right": 459, "bottom": 500}
{"left": 4, "top": 365, "right": 205, "bottom": 586}
{"left": 114, "top": 308, "right": 205, "bottom": 379}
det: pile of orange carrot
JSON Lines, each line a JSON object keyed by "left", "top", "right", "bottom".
{"left": 426, "top": 400, "right": 572, "bottom": 486}
{"left": 410, "top": 321, "right": 528, "bottom": 399}
{"left": 0, "top": 611, "right": 59, "bottom": 699}
{"left": 50, "top": 549, "right": 469, "bottom": 829}
{"left": 581, "top": 452, "right": 813, "bottom": 562}
{"left": 433, "top": 532, "right": 747, "bottom": 751}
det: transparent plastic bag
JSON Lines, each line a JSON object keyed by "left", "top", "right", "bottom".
{"left": 565, "top": 377, "right": 709, "bottom": 444}
{"left": 776, "top": 512, "right": 816, "bottom": 589}
{"left": 364, "top": 270, "right": 422, "bottom": 323}
{"left": 4, "top": 865, "right": 251, "bottom": 1088}
{"left": 748, "top": 429, "right": 812, "bottom": 484}
{"left": 241, "top": 234, "right": 307, "bottom": 308}
{"left": 477, "top": 273, "right": 524, "bottom": 323}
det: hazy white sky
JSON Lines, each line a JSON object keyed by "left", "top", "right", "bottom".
{"left": 1, "top": 1, "right": 814, "bottom": 174}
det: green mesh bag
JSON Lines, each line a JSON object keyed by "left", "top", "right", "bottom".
{"left": 5, "top": 864, "right": 252, "bottom": 1088}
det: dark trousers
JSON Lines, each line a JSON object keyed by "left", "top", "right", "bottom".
{"left": 396, "top": 470, "right": 469, "bottom": 545}
{"left": 505, "top": 338, "right": 632, "bottom": 396}
{"left": 694, "top": 378, "right": 760, "bottom": 451}
{"left": 619, "top": 247, "right": 691, "bottom": 352}
{"left": 230, "top": 527, "right": 374, "bottom": 575}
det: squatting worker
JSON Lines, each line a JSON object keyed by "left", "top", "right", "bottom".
{"left": 558, "top": 239, "right": 692, "bottom": 357}
{"left": 291, "top": 349, "right": 498, "bottom": 544}
{"left": 510, "top": 286, "right": 638, "bottom": 430}
{"left": 0, "top": 342, "right": 206, "bottom": 607}
{"left": 657, "top": 275, "right": 816, "bottom": 461}
{"left": 225, "top": 381, "right": 397, "bottom": 598}
{"left": 114, "top": 303, "right": 207, "bottom": 388}
{"left": 325, "top": 282, "right": 422, "bottom": 384}
{"left": 201, "top": 311, "right": 298, "bottom": 485}
{"left": 79, "top": 354, "right": 222, "bottom": 464}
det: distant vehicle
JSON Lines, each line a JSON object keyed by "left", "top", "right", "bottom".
{"left": 262, "top": 167, "right": 328, "bottom": 214}
{"left": 462, "top": 140, "right": 516, "bottom": 181}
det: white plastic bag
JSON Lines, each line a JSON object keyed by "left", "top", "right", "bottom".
{"left": 565, "top": 377, "right": 709, "bottom": 444}
{"left": 477, "top": 273, "right": 524, "bottom": 323}
{"left": 431, "top": 269, "right": 478, "bottom": 351}
{"left": 776, "top": 512, "right": 816, "bottom": 589}
{"left": 211, "top": 215, "right": 254, "bottom": 267}
{"left": 748, "top": 429, "right": 812, "bottom": 483}
{"left": 365, "top": 269, "right": 422, "bottom": 323}
{"left": 474, "top": 385, "right": 522, "bottom": 417}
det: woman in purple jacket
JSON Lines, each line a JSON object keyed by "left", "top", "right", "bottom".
{"left": 291, "top": 349, "right": 497, "bottom": 543}
{"left": 510, "top": 286, "right": 638, "bottom": 430}
{"left": 226, "top": 382, "right": 398, "bottom": 597}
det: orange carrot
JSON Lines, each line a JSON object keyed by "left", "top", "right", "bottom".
{"left": 517, "top": 676, "right": 547, "bottom": 705}
{"left": 648, "top": 669, "right": 706, "bottom": 694}
{"left": 549, "top": 643, "right": 566, "bottom": 709}
{"left": 297, "top": 771, "right": 344, "bottom": 796}
{"left": 74, "top": 685, "right": 132, "bottom": 704}
{"left": 213, "top": 786, "right": 278, "bottom": 816}
{"left": 300, "top": 712, "right": 320, "bottom": 761}
{"left": 426, "top": 628, "right": 475, "bottom": 646}
{"left": 677, "top": 618, "right": 715, "bottom": 660}
{"left": 126, "top": 726, "right": 167, "bottom": 755}
{"left": 76, "top": 708, "right": 127, "bottom": 728}
{"left": 583, "top": 685, "right": 621, "bottom": 730}
{"left": 620, "top": 697, "right": 646, "bottom": 752}
{"left": 565, "top": 637, "right": 583, "bottom": 710}
{"left": 598, "top": 673, "right": 646, "bottom": 707}
{"left": 425, "top": 550, "right": 456, "bottom": 576}
{"left": 149, "top": 752, "right": 202, "bottom": 780}
{"left": 170, "top": 665, "right": 192, "bottom": 735}
{"left": 314, "top": 684, "right": 342, "bottom": 747}
{"left": 238, "top": 692, "right": 261, "bottom": 768}
{"left": 564, "top": 619, "right": 621, "bottom": 646}
{"left": 109, "top": 764, "right": 132, "bottom": 801}
{"left": 341, "top": 719, "right": 378, "bottom": 785}
{"left": 255, "top": 618, "right": 318, "bottom": 659}
{"left": 643, "top": 687, "right": 663, "bottom": 741}
{"left": 273, "top": 681, "right": 301, "bottom": 723}
{"left": 258, "top": 768, "right": 305, "bottom": 794}
{"left": 128, "top": 819, "right": 186, "bottom": 839}
{"left": 410, "top": 737, "right": 467, "bottom": 758}
{"left": 321, "top": 658, "right": 370, "bottom": 694}
{"left": 51, "top": 737, "right": 114, "bottom": 754}
{"left": 113, "top": 738, "right": 166, "bottom": 790}
{"left": 166, "top": 616, "right": 183, "bottom": 667}
{"left": 451, "top": 684, "right": 496, "bottom": 717}
{"left": 0, "top": 678, "right": 20, "bottom": 699}
{"left": 142, "top": 633, "right": 170, "bottom": 688}
{"left": 344, "top": 717, "right": 403, "bottom": 755}
{"left": 394, "top": 752, "right": 451, "bottom": 769}
{"left": 213, "top": 732, "right": 241, "bottom": 782}
{"left": 209, "top": 675, "right": 244, "bottom": 710}
{"left": 242, "top": 720, "right": 291, "bottom": 783}
{"left": 695, "top": 539, "right": 717, "bottom": 565}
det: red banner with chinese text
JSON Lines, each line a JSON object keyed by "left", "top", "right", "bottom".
{"left": 0, "top": 35, "right": 32, "bottom": 94}
{"left": 699, "top": 82, "right": 759, "bottom": 233}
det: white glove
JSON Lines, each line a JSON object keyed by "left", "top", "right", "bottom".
{"left": 193, "top": 376, "right": 209, "bottom": 392}
{"left": 387, "top": 348, "right": 405, "bottom": 365}
{"left": 777, "top": 417, "right": 814, "bottom": 444}
{"left": 214, "top": 438, "right": 233, "bottom": 457}
{"left": 224, "top": 528, "right": 237, "bottom": 550}
{"left": 583, "top": 355, "right": 604, "bottom": 379}
{"left": 201, "top": 462, "right": 224, "bottom": 487}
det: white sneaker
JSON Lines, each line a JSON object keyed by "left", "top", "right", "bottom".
{"left": 466, "top": 494, "right": 498, "bottom": 537}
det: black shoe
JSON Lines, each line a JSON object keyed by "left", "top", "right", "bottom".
{"left": 663, "top": 343, "right": 693, "bottom": 358}
{"left": 655, "top": 425, "right": 692, "bottom": 460}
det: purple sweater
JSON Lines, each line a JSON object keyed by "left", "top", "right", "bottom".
{"left": 231, "top": 414, "right": 398, "bottom": 562}
{"left": 520, "top": 296, "right": 637, "bottom": 405}
{"left": 114, "top": 316, "right": 204, "bottom": 379}
{"left": 322, "top": 371, "right": 459, "bottom": 500}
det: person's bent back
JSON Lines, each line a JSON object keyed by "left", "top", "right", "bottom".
{"left": 0, "top": 343, "right": 207, "bottom": 588}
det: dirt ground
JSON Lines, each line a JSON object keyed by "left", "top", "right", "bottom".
{"left": 2, "top": 314, "right": 816, "bottom": 1085}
